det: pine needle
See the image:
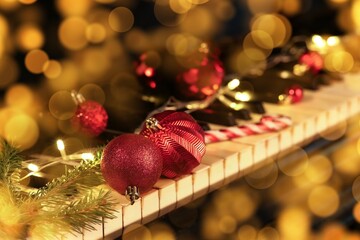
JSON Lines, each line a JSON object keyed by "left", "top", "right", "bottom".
{"left": 0, "top": 139, "right": 23, "bottom": 183}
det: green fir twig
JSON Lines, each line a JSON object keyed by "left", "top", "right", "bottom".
{"left": 0, "top": 139, "right": 23, "bottom": 184}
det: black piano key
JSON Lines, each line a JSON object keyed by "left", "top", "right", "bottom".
{"left": 190, "top": 109, "right": 238, "bottom": 126}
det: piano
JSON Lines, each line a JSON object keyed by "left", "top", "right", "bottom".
{"left": 65, "top": 73, "right": 360, "bottom": 240}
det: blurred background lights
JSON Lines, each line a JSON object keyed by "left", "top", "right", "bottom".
{"left": 48, "top": 90, "right": 76, "bottom": 120}
{"left": 59, "top": 17, "right": 88, "bottom": 50}
{"left": 85, "top": 23, "right": 107, "bottom": 43}
{"left": 277, "top": 206, "right": 310, "bottom": 240}
{"left": 108, "top": 7, "right": 134, "bottom": 33}
{"left": 307, "top": 185, "right": 340, "bottom": 217}
{"left": 257, "top": 227, "right": 279, "bottom": 240}
{"left": 4, "top": 113, "right": 39, "bottom": 150}
{"left": 43, "top": 60, "right": 62, "bottom": 79}
{"left": 56, "top": 0, "right": 93, "bottom": 16}
{"left": 237, "top": 225, "right": 258, "bottom": 240}
{"left": 16, "top": 24, "right": 44, "bottom": 51}
{"left": 5, "top": 84, "right": 34, "bottom": 110}
{"left": 24, "top": 49, "right": 49, "bottom": 74}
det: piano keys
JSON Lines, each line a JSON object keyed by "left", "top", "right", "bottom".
{"left": 65, "top": 73, "right": 360, "bottom": 240}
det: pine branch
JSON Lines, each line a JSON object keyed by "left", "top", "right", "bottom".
{"left": 0, "top": 139, "right": 23, "bottom": 183}
{"left": 30, "top": 152, "right": 104, "bottom": 202}
{"left": 56, "top": 189, "right": 117, "bottom": 234}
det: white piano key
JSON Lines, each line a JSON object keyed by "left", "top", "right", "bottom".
{"left": 202, "top": 153, "right": 225, "bottom": 192}
{"left": 191, "top": 164, "right": 210, "bottom": 200}
{"left": 141, "top": 189, "right": 160, "bottom": 225}
{"left": 153, "top": 178, "right": 177, "bottom": 216}
{"left": 205, "top": 141, "right": 242, "bottom": 184}
{"left": 174, "top": 173, "right": 194, "bottom": 208}
{"left": 122, "top": 198, "right": 142, "bottom": 230}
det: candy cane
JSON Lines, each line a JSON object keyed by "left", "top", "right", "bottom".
{"left": 204, "top": 114, "right": 292, "bottom": 144}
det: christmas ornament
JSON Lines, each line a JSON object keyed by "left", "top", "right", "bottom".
{"left": 71, "top": 91, "right": 108, "bottom": 136}
{"left": 140, "top": 110, "right": 206, "bottom": 178}
{"left": 299, "top": 51, "right": 324, "bottom": 74}
{"left": 135, "top": 52, "right": 159, "bottom": 90}
{"left": 101, "top": 133, "right": 163, "bottom": 204}
{"left": 175, "top": 43, "right": 224, "bottom": 101}
{"left": 204, "top": 114, "right": 292, "bottom": 144}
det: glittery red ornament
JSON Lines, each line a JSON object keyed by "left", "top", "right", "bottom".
{"left": 101, "top": 133, "right": 163, "bottom": 204}
{"left": 299, "top": 51, "right": 323, "bottom": 74}
{"left": 72, "top": 100, "right": 108, "bottom": 136}
{"left": 140, "top": 110, "right": 206, "bottom": 178}
{"left": 175, "top": 45, "right": 224, "bottom": 101}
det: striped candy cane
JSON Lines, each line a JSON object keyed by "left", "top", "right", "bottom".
{"left": 204, "top": 114, "right": 292, "bottom": 144}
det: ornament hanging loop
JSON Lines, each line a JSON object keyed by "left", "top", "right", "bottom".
{"left": 145, "top": 117, "right": 164, "bottom": 132}
{"left": 125, "top": 186, "right": 140, "bottom": 205}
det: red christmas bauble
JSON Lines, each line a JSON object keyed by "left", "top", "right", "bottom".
{"left": 140, "top": 110, "right": 206, "bottom": 178}
{"left": 286, "top": 85, "right": 303, "bottom": 103}
{"left": 175, "top": 56, "right": 224, "bottom": 101}
{"left": 101, "top": 134, "right": 163, "bottom": 202}
{"left": 299, "top": 51, "right": 323, "bottom": 74}
{"left": 72, "top": 100, "right": 108, "bottom": 136}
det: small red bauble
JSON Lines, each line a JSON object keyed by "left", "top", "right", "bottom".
{"left": 175, "top": 43, "right": 224, "bottom": 101}
{"left": 140, "top": 110, "right": 206, "bottom": 178}
{"left": 101, "top": 133, "right": 163, "bottom": 204}
{"left": 72, "top": 100, "right": 108, "bottom": 136}
{"left": 299, "top": 51, "right": 323, "bottom": 74}
{"left": 286, "top": 85, "right": 303, "bottom": 103}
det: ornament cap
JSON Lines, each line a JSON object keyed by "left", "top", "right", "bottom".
{"left": 125, "top": 186, "right": 140, "bottom": 205}
{"left": 145, "top": 117, "right": 164, "bottom": 132}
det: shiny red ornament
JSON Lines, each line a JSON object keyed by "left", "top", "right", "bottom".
{"left": 299, "top": 51, "right": 323, "bottom": 74}
{"left": 140, "top": 110, "right": 206, "bottom": 178}
{"left": 175, "top": 53, "right": 224, "bottom": 101}
{"left": 101, "top": 133, "right": 163, "bottom": 204}
{"left": 286, "top": 85, "right": 303, "bottom": 103}
{"left": 72, "top": 100, "right": 108, "bottom": 136}
{"left": 135, "top": 53, "right": 158, "bottom": 90}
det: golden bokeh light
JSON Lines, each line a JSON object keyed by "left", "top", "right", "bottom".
{"left": 154, "top": 0, "right": 184, "bottom": 27}
{"left": 0, "top": 0, "right": 19, "bottom": 10}
{"left": 47, "top": 61, "right": 79, "bottom": 91}
{"left": 212, "top": 0, "right": 236, "bottom": 21}
{"left": 123, "top": 224, "right": 152, "bottom": 240}
{"left": 58, "top": 118, "right": 76, "bottom": 135}
{"left": 353, "top": 202, "right": 360, "bottom": 223}
{"left": 243, "top": 33, "right": 271, "bottom": 61}
{"left": 24, "top": 49, "right": 49, "bottom": 74}
{"left": 245, "top": 161, "right": 278, "bottom": 189}
{"left": 332, "top": 140, "right": 360, "bottom": 176}
{"left": 281, "top": 0, "right": 301, "bottom": 16}
{"left": 319, "top": 222, "right": 346, "bottom": 240}
{"left": 59, "top": 17, "right": 88, "bottom": 50}
{"left": 251, "top": 13, "right": 292, "bottom": 48}
{"left": 166, "top": 33, "right": 201, "bottom": 57}
{"left": 78, "top": 83, "right": 106, "bottom": 105}
{"left": 169, "top": 0, "right": 192, "bottom": 14}
{"left": 124, "top": 28, "right": 152, "bottom": 53}
{"left": 179, "top": 7, "right": 216, "bottom": 38}
{"left": 108, "top": 7, "right": 134, "bottom": 33}
{"left": 187, "top": 0, "right": 208, "bottom": 4}
{"left": 257, "top": 227, "right": 279, "bottom": 240}
{"left": 277, "top": 206, "right": 310, "bottom": 240}
{"left": 352, "top": 176, "right": 360, "bottom": 202}
{"left": 277, "top": 147, "right": 309, "bottom": 176}
{"left": 250, "top": 30, "right": 274, "bottom": 49}
{"left": 0, "top": 56, "right": 19, "bottom": 89}
{"left": 148, "top": 222, "right": 176, "bottom": 240}
{"left": 247, "top": 0, "right": 281, "bottom": 14}
{"left": 79, "top": 48, "right": 111, "bottom": 80}
{"left": 86, "top": 23, "right": 107, "bottom": 43}
{"left": 4, "top": 113, "right": 39, "bottom": 150}
{"left": 16, "top": 24, "right": 44, "bottom": 51}
{"left": 324, "top": 50, "right": 354, "bottom": 73}
{"left": 48, "top": 90, "right": 76, "bottom": 120}
{"left": 218, "top": 215, "right": 237, "bottom": 234}
{"left": 56, "top": 0, "right": 93, "bottom": 16}
{"left": 19, "top": 0, "right": 37, "bottom": 4}
{"left": 308, "top": 185, "right": 339, "bottom": 217}
{"left": 43, "top": 60, "right": 62, "bottom": 79}
{"left": 304, "top": 154, "right": 333, "bottom": 184}
{"left": 5, "top": 84, "right": 34, "bottom": 110}
{"left": 237, "top": 225, "right": 258, "bottom": 240}
{"left": 0, "top": 107, "right": 21, "bottom": 137}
